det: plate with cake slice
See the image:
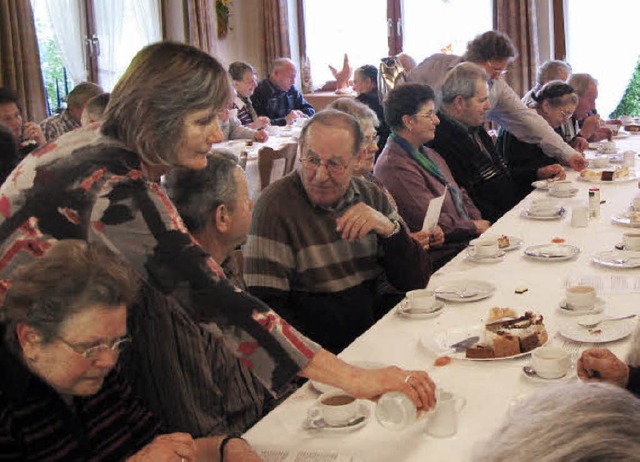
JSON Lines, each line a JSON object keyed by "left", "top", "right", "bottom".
{"left": 577, "top": 166, "right": 638, "bottom": 183}
{"left": 422, "top": 309, "right": 549, "bottom": 361}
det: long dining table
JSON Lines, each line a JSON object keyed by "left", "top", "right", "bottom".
{"left": 243, "top": 132, "right": 640, "bottom": 462}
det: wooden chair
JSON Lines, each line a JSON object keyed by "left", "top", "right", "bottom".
{"left": 257, "top": 143, "right": 298, "bottom": 190}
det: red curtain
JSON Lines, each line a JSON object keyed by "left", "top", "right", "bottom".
{"left": 0, "top": 0, "right": 47, "bottom": 122}
{"left": 494, "top": 0, "right": 540, "bottom": 97}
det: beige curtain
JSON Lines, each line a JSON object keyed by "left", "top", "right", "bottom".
{"left": 263, "top": 0, "right": 291, "bottom": 67}
{"left": 184, "top": 0, "right": 216, "bottom": 54}
{"left": 0, "top": 0, "right": 47, "bottom": 122}
{"left": 494, "top": 0, "right": 539, "bottom": 97}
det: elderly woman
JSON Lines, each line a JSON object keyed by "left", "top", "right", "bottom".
{"left": 353, "top": 65, "right": 389, "bottom": 152}
{"left": 496, "top": 81, "right": 573, "bottom": 198}
{"left": 0, "top": 41, "right": 435, "bottom": 432}
{"left": 229, "top": 61, "right": 270, "bottom": 130}
{"left": 473, "top": 382, "right": 640, "bottom": 461}
{"left": 0, "top": 240, "right": 260, "bottom": 461}
{"left": 374, "top": 83, "right": 489, "bottom": 270}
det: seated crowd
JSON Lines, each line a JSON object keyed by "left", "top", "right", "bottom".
{"left": 0, "top": 27, "right": 633, "bottom": 461}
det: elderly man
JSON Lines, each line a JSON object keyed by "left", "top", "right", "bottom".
{"left": 40, "top": 82, "right": 103, "bottom": 141}
{"left": 564, "top": 73, "right": 612, "bottom": 143}
{"left": 244, "top": 110, "right": 430, "bottom": 353}
{"left": 431, "top": 63, "right": 521, "bottom": 222}
{"left": 408, "top": 31, "right": 586, "bottom": 172}
{"left": 252, "top": 58, "right": 315, "bottom": 126}
{"left": 522, "top": 60, "right": 572, "bottom": 107}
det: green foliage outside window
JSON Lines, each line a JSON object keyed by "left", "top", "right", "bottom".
{"left": 610, "top": 56, "right": 640, "bottom": 118}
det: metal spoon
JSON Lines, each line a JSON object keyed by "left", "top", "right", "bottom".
{"left": 522, "top": 366, "right": 539, "bottom": 378}
{"left": 435, "top": 289, "right": 479, "bottom": 298}
{"left": 577, "top": 314, "right": 636, "bottom": 328}
{"left": 305, "top": 415, "right": 366, "bottom": 430}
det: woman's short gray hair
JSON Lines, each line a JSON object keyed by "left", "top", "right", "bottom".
{"left": 229, "top": 61, "right": 256, "bottom": 82}
{"left": 164, "top": 150, "right": 240, "bottom": 233}
{"left": 441, "top": 62, "right": 488, "bottom": 105}
{"left": 102, "top": 42, "right": 232, "bottom": 168}
{"left": 3, "top": 240, "right": 139, "bottom": 353}
{"left": 327, "top": 97, "right": 379, "bottom": 128}
{"left": 537, "top": 60, "right": 572, "bottom": 85}
{"left": 473, "top": 381, "right": 640, "bottom": 462}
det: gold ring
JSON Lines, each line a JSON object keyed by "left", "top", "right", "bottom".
{"left": 404, "top": 374, "right": 412, "bottom": 384}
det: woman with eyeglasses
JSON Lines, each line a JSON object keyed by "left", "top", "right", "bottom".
{"left": 0, "top": 240, "right": 260, "bottom": 461}
{"left": 496, "top": 81, "right": 574, "bottom": 199}
{"left": 374, "top": 83, "right": 489, "bottom": 270}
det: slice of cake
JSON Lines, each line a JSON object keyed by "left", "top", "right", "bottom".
{"left": 497, "top": 235, "right": 510, "bottom": 249}
{"left": 465, "top": 343, "right": 495, "bottom": 359}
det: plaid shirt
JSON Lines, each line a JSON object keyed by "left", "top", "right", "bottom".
{"left": 39, "top": 109, "right": 80, "bottom": 142}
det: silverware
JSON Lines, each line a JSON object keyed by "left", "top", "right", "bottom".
{"left": 449, "top": 336, "right": 480, "bottom": 352}
{"left": 522, "top": 366, "right": 538, "bottom": 378}
{"left": 577, "top": 314, "right": 636, "bottom": 328}
{"left": 527, "top": 252, "right": 565, "bottom": 259}
{"left": 305, "top": 415, "right": 366, "bottom": 430}
{"left": 436, "top": 289, "right": 479, "bottom": 298}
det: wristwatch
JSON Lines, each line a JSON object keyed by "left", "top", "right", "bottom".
{"left": 384, "top": 219, "right": 401, "bottom": 238}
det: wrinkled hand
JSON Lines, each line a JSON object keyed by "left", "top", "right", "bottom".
{"left": 537, "top": 163, "right": 566, "bottom": 180}
{"left": 430, "top": 225, "right": 445, "bottom": 247}
{"left": 285, "top": 110, "right": 306, "bottom": 126}
{"left": 473, "top": 219, "right": 491, "bottom": 235}
{"left": 580, "top": 114, "right": 601, "bottom": 140}
{"left": 127, "top": 433, "right": 196, "bottom": 462}
{"left": 223, "top": 438, "right": 262, "bottom": 462}
{"left": 336, "top": 202, "right": 395, "bottom": 240}
{"left": 23, "top": 122, "right": 45, "bottom": 146}
{"left": 254, "top": 130, "right": 269, "bottom": 142}
{"left": 249, "top": 116, "right": 271, "bottom": 130}
{"left": 570, "top": 136, "right": 589, "bottom": 153}
{"left": 592, "top": 127, "right": 613, "bottom": 142}
{"left": 577, "top": 348, "right": 629, "bottom": 388}
{"left": 346, "top": 366, "right": 437, "bottom": 411}
{"left": 568, "top": 153, "right": 587, "bottom": 172}
{"left": 410, "top": 230, "right": 430, "bottom": 250}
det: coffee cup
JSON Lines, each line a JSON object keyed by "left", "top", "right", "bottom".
{"left": 426, "top": 390, "right": 466, "bottom": 438}
{"left": 468, "top": 238, "right": 499, "bottom": 258}
{"left": 571, "top": 205, "right": 589, "bottom": 227}
{"left": 531, "top": 346, "right": 571, "bottom": 379}
{"left": 565, "top": 285, "right": 596, "bottom": 310}
{"left": 405, "top": 289, "right": 437, "bottom": 313}
{"left": 308, "top": 391, "right": 358, "bottom": 426}
{"left": 550, "top": 181, "right": 573, "bottom": 195}
{"left": 590, "top": 156, "right": 609, "bottom": 169}
{"left": 623, "top": 232, "right": 640, "bottom": 251}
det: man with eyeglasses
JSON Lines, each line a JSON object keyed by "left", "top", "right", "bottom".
{"left": 244, "top": 110, "right": 430, "bottom": 354}
{"left": 431, "top": 63, "right": 521, "bottom": 222}
{"left": 408, "top": 31, "right": 587, "bottom": 172}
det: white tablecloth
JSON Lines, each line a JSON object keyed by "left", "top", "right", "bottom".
{"left": 244, "top": 134, "right": 640, "bottom": 462}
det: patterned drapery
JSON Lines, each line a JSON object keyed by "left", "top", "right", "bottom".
{"left": 0, "top": 0, "right": 46, "bottom": 122}
{"left": 263, "top": 0, "right": 291, "bottom": 67}
{"left": 494, "top": 0, "right": 540, "bottom": 98}
{"left": 185, "top": 0, "right": 217, "bottom": 54}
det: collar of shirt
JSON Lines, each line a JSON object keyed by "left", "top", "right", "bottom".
{"left": 295, "top": 170, "right": 360, "bottom": 214}
{"left": 439, "top": 111, "right": 482, "bottom": 135}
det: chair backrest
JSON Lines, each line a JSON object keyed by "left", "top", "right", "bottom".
{"left": 379, "top": 56, "right": 407, "bottom": 99}
{"left": 257, "top": 143, "right": 298, "bottom": 190}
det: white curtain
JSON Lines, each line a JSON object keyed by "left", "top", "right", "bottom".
{"left": 93, "top": 0, "right": 126, "bottom": 90}
{"left": 132, "top": 0, "right": 161, "bottom": 44}
{"left": 42, "top": 0, "right": 87, "bottom": 83}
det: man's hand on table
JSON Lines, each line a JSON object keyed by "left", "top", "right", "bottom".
{"left": 473, "top": 219, "right": 491, "bottom": 235}
{"left": 285, "top": 110, "right": 307, "bottom": 126}
{"left": 577, "top": 348, "right": 630, "bottom": 388}
{"left": 254, "top": 130, "right": 269, "bottom": 142}
{"left": 249, "top": 116, "right": 271, "bottom": 130}
{"left": 537, "top": 163, "right": 567, "bottom": 180}
{"left": 336, "top": 203, "right": 398, "bottom": 240}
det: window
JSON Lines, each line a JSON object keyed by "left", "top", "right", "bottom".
{"left": 302, "top": 0, "right": 492, "bottom": 91}
{"left": 566, "top": 0, "right": 639, "bottom": 117}
{"left": 302, "top": 0, "right": 388, "bottom": 89}
{"left": 402, "top": 0, "right": 492, "bottom": 61}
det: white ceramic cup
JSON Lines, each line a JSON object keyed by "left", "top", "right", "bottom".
{"left": 565, "top": 285, "right": 596, "bottom": 310}
{"left": 468, "top": 238, "right": 499, "bottom": 258}
{"left": 375, "top": 391, "right": 417, "bottom": 431}
{"left": 426, "top": 391, "right": 466, "bottom": 438}
{"left": 531, "top": 346, "right": 571, "bottom": 379}
{"left": 623, "top": 232, "right": 640, "bottom": 251}
{"left": 550, "top": 181, "right": 573, "bottom": 194}
{"left": 624, "top": 150, "right": 636, "bottom": 167}
{"left": 309, "top": 391, "right": 358, "bottom": 426}
{"left": 590, "top": 156, "right": 609, "bottom": 169}
{"left": 405, "top": 289, "right": 437, "bottom": 312}
{"left": 571, "top": 205, "right": 589, "bottom": 228}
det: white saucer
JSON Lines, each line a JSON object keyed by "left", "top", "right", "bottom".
{"left": 465, "top": 250, "right": 506, "bottom": 263}
{"left": 549, "top": 188, "right": 578, "bottom": 198}
{"left": 531, "top": 180, "right": 550, "bottom": 190}
{"left": 396, "top": 300, "right": 445, "bottom": 319}
{"left": 304, "top": 402, "right": 370, "bottom": 433}
{"left": 522, "top": 365, "right": 577, "bottom": 383}
{"left": 558, "top": 298, "right": 605, "bottom": 315}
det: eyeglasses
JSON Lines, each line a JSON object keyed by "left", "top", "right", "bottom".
{"left": 300, "top": 155, "right": 351, "bottom": 176}
{"left": 413, "top": 110, "right": 438, "bottom": 121}
{"left": 363, "top": 134, "right": 380, "bottom": 145}
{"left": 560, "top": 109, "right": 574, "bottom": 120}
{"left": 488, "top": 62, "right": 509, "bottom": 77}
{"left": 58, "top": 335, "right": 132, "bottom": 359}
